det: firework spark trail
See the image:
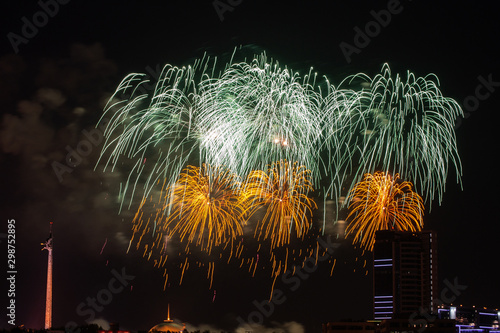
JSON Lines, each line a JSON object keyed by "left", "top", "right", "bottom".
{"left": 100, "top": 238, "right": 107, "bottom": 255}
{"left": 345, "top": 171, "right": 424, "bottom": 251}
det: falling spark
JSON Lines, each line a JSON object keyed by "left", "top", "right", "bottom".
{"left": 100, "top": 238, "right": 107, "bottom": 255}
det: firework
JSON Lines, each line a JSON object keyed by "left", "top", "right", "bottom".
{"left": 243, "top": 160, "right": 317, "bottom": 250}
{"left": 196, "top": 54, "right": 324, "bottom": 183}
{"left": 98, "top": 57, "right": 213, "bottom": 211}
{"left": 97, "top": 50, "right": 463, "bottom": 285}
{"left": 320, "top": 85, "right": 365, "bottom": 219}
{"left": 345, "top": 171, "right": 424, "bottom": 251}
{"left": 98, "top": 52, "right": 461, "bottom": 212}
{"left": 128, "top": 162, "right": 326, "bottom": 288}
{"left": 98, "top": 52, "right": 328, "bottom": 212}
{"left": 338, "top": 64, "right": 463, "bottom": 205}
{"left": 163, "top": 164, "right": 247, "bottom": 253}
{"left": 126, "top": 164, "right": 249, "bottom": 288}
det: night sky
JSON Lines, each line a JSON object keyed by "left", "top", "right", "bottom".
{"left": 1, "top": 1, "right": 499, "bottom": 333}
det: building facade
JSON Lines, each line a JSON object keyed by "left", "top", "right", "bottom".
{"left": 373, "top": 230, "right": 438, "bottom": 320}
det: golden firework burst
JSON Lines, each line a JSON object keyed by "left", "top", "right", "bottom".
{"left": 243, "top": 160, "right": 317, "bottom": 250}
{"left": 345, "top": 171, "right": 424, "bottom": 251}
{"left": 164, "top": 164, "right": 247, "bottom": 253}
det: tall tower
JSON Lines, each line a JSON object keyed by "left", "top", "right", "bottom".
{"left": 42, "top": 222, "right": 54, "bottom": 330}
{"left": 373, "top": 230, "right": 438, "bottom": 320}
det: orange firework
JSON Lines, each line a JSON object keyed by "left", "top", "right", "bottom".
{"left": 345, "top": 171, "right": 424, "bottom": 251}
{"left": 243, "top": 160, "right": 317, "bottom": 250}
{"left": 163, "top": 164, "right": 247, "bottom": 253}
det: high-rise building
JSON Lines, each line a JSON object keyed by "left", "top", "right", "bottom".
{"left": 373, "top": 230, "right": 438, "bottom": 320}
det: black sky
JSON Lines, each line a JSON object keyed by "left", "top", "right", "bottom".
{"left": 1, "top": 1, "right": 499, "bottom": 333}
